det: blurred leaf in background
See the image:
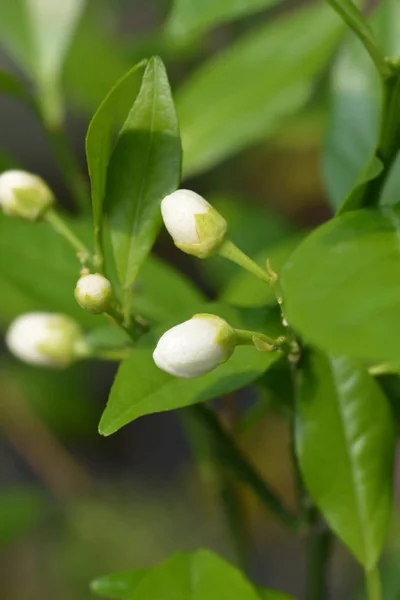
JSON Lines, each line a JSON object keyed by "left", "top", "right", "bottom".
{"left": 323, "top": 0, "right": 400, "bottom": 209}
{"left": 0, "top": 487, "right": 46, "bottom": 547}
{"left": 0, "top": 0, "right": 85, "bottom": 123}
{"left": 177, "top": 2, "right": 343, "bottom": 177}
{"left": 165, "top": 0, "right": 281, "bottom": 40}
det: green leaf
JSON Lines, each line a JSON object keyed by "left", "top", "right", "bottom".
{"left": 1, "top": 361, "right": 95, "bottom": 438}
{"left": 0, "top": 212, "right": 199, "bottom": 329}
{"left": 323, "top": 0, "right": 400, "bottom": 210}
{"left": 0, "top": 69, "right": 29, "bottom": 101}
{"left": 166, "top": 0, "right": 280, "bottom": 40}
{"left": 86, "top": 61, "right": 147, "bottom": 242}
{"left": 0, "top": 487, "right": 45, "bottom": 546}
{"left": 0, "top": 213, "right": 98, "bottom": 328}
{"left": 91, "top": 549, "right": 267, "bottom": 600}
{"left": 0, "top": 0, "right": 85, "bottom": 123}
{"left": 281, "top": 205, "right": 400, "bottom": 362}
{"left": 63, "top": 4, "right": 132, "bottom": 113}
{"left": 91, "top": 569, "right": 148, "bottom": 599}
{"left": 222, "top": 235, "right": 303, "bottom": 307}
{"left": 258, "top": 589, "right": 295, "bottom": 600}
{"left": 99, "top": 304, "right": 282, "bottom": 435}
{"left": 107, "top": 56, "right": 182, "bottom": 288}
{"left": 199, "top": 195, "right": 292, "bottom": 291}
{"left": 297, "top": 350, "right": 395, "bottom": 568}
{"left": 336, "top": 156, "right": 383, "bottom": 215}
{"left": 177, "top": 2, "right": 343, "bottom": 177}
{"left": 133, "top": 255, "right": 205, "bottom": 322}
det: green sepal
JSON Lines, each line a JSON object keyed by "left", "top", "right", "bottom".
{"left": 175, "top": 209, "right": 227, "bottom": 258}
{"left": 12, "top": 183, "right": 54, "bottom": 221}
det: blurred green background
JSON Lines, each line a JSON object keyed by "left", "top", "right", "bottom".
{"left": 0, "top": 0, "right": 399, "bottom": 599}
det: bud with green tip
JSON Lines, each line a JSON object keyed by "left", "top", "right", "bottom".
{"left": 161, "top": 189, "right": 227, "bottom": 258}
{"left": 75, "top": 273, "right": 113, "bottom": 314}
{"left": 6, "top": 312, "right": 84, "bottom": 368}
{"left": 153, "top": 313, "right": 236, "bottom": 378}
{"left": 0, "top": 170, "right": 54, "bottom": 221}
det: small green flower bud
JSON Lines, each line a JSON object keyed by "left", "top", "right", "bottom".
{"left": 161, "top": 189, "right": 227, "bottom": 258}
{"left": 0, "top": 170, "right": 54, "bottom": 221}
{"left": 74, "top": 273, "right": 113, "bottom": 314}
{"left": 6, "top": 312, "right": 83, "bottom": 368}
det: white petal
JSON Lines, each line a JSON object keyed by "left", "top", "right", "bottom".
{"left": 161, "top": 189, "right": 210, "bottom": 245}
{"left": 153, "top": 317, "right": 226, "bottom": 378}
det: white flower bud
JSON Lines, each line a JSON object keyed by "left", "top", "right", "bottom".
{"left": 6, "top": 312, "right": 83, "bottom": 368}
{"left": 75, "top": 273, "right": 113, "bottom": 314}
{"left": 0, "top": 170, "right": 54, "bottom": 221}
{"left": 161, "top": 189, "right": 227, "bottom": 258}
{"left": 153, "top": 313, "right": 236, "bottom": 378}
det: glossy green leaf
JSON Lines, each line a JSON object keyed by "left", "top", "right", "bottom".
{"left": 0, "top": 0, "right": 85, "bottom": 123}
{"left": 0, "top": 488, "right": 46, "bottom": 546}
{"left": 282, "top": 205, "right": 400, "bottom": 362}
{"left": 323, "top": 0, "right": 400, "bottom": 210}
{"left": 177, "top": 3, "right": 343, "bottom": 177}
{"left": 166, "top": 0, "right": 280, "bottom": 40}
{"left": 222, "top": 235, "right": 303, "bottom": 307}
{"left": 92, "top": 549, "right": 272, "bottom": 600}
{"left": 199, "top": 195, "right": 292, "bottom": 291}
{"left": 86, "top": 61, "right": 147, "bottom": 238}
{"left": 107, "top": 56, "right": 182, "bottom": 288}
{"left": 297, "top": 350, "right": 395, "bottom": 568}
{"left": 99, "top": 304, "right": 282, "bottom": 435}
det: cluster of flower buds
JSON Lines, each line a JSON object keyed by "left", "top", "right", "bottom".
{"left": 153, "top": 188, "right": 282, "bottom": 379}
{"left": 0, "top": 170, "right": 54, "bottom": 221}
{"left": 2, "top": 178, "right": 279, "bottom": 381}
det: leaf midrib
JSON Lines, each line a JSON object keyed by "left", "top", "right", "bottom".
{"left": 330, "top": 357, "right": 368, "bottom": 564}
{"left": 124, "top": 60, "right": 158, "bottom": 288}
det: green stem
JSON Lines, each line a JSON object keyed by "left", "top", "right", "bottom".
{"left": 179, "top": 409, "right": 249, "bottom": 570}
{"left": 76, "top": 345, "right": 132, "bottom": 362}
{"left": 122, "top": 288, "right": 133, "bottom": 329}
{"left": 363, "top": 68, "right": 400, "bottom": 207}
{"left": 324, "top": 0, "right": 390, "bottom": 80}
{"left": 46, "top": 125, "right": 90, "bottom": 214}
{"left": 94, "top": 224, "right": 105, "bottom": 274}
{"left": 45, "top": 209, "right": 90, "bottom": 262}
{"left": 234, "top": 329, "right": 278, "bottom": 347}
{"left": 366, "top": 567, "right": 382, "bottom": 600}
{"left": 306, "top": 524, "right": 333, "bottom": 600}
{"left": 191, "top": 405, "right": 302, "bottom": 532}
{"left": 218, "top": 239, "right": 274, "bottom": 285}
{"left": 104, "top": 305, "right": 144, "bottom": 342}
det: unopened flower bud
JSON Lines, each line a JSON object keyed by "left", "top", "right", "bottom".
{"left": 153, "top": 313, "right": 236, "bottom": 378}
{"left": 0, "top": 170, "right": 54, "bottom": 221}
{"left": 75, "top": 273, "right": 113, "bottom": 314}
{"left": 161, "top": 189, "right": 227, "bottom": 258}
{"left": 6, "top": 312, "right": 83, "bottom": 368}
